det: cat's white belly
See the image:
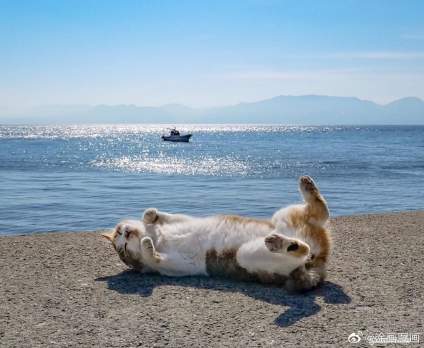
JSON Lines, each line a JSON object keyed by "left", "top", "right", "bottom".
{"left": 152, "top": 216, "right": 302, "bottom": 277}
{"left": 158, "top": 216, "right": 271, "bottom": 251}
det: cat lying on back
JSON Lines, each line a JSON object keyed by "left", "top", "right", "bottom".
{"left": 102, "top": 176, "right": 331, "bottom": 291}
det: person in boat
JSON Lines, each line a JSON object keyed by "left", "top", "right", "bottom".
{"left": 170, "top": 128, "right": 180, "bottom": 136}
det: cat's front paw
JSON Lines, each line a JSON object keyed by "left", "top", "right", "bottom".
{"left": 141, "top": 236, "right": 155, "bottom": 251}
{"left": 143, "top": 208, "right": 159, "bottom": 224}
{"left": 140, "top": 237, "right": 161, "bottom": 263}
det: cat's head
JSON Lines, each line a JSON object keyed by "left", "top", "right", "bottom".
{"left": 102, "top": 220, "right": 145, "bottom": 271}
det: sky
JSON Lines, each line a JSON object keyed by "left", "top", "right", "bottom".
{"left": 1, "top": 0, "right": 424, "bottom": 113}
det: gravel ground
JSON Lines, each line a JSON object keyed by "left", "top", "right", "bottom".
{"left": 0, "top": 212, "right": 423, "bottom": 347}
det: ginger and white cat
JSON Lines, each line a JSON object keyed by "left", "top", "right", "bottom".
{"left": 102, "top": 176, "right": 331, "bottom": 291}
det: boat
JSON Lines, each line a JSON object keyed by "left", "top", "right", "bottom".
{"left": 161, "top": 128, "right": 192, "bottom": 142}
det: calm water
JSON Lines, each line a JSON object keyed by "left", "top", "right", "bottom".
{"left": 0, "top": 124, "right": 423, "bottom": 235}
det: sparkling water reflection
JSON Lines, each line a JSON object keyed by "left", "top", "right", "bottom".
{"left": 0, "top": 124, "right": 423, "bottom": 235}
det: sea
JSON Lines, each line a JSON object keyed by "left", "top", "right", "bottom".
{"left": 0, "top": 124, "right": 423, "bottom": 236}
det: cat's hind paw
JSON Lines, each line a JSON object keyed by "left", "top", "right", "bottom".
{"left": 300, "top": 175, "right": 318, "bottom": 193}
{"left": 143, "top": 208, "right": 159, "bottom": 224}
{"left": 299, "top": 176, "right": 320, "bottom": 200}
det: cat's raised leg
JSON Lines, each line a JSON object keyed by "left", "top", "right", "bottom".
{"left": 299, "top": 175, "right": 329, "bottom": 225}
{"left": 272, "top": 176, "right": 329, "bottom": 229}
{"left": 143, "top": 208, "right": 194, "bottom": 225}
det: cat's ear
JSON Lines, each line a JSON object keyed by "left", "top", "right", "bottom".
{"left": 101, "top": 231, "right": 114, "bottom": 242}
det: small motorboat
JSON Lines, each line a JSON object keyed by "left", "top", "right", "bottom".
{"left": 161, "top": 128, "right": 192, "bottom": 142}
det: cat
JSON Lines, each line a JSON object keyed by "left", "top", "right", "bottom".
{"left": 102, "top": 176, "right": 331, "bottom": 291}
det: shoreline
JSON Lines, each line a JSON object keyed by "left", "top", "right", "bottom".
{"left": 1, "top": 211, "right": 423, "bottom": 347}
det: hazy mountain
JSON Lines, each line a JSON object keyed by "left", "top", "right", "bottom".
{"left": 383, "top": 97, "right": 424, "bottom": 124}
{"left": 1, "top": 95, "right": 423, "bottom": 124}
{"left": 202, "top": 95, "right": 384, "bottom": 124}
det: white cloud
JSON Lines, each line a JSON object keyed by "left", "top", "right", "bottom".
{"left": 253, "top": 51, "right": 424, "bottom": 61}
{"left": 401, "top": 33, "right": 424, "bottom": 41}
{"left": 323, "top": 51, "right": 424, "bottom": 60}
{"left": 209, "top": 69, "right": 360, "bottom": 81}
{"left": 209, "top": 68, "right": 424, "bottom": 81}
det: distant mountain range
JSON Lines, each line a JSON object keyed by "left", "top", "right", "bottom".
{"left": 2, "top": 95, "right": 424, "bottom": 124}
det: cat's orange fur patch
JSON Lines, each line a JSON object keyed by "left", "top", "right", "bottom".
{"left": 285, "top": 199, "right": 328, "bottom": 230}
{"left": 306, "top": 195, "right": 329, "bottom": 223}
{"left": 302, "top": 223, "right": 332, "bottom": 267}
{"left": 290, "top": 242, "right": 310, "bottom": 258}
{"left": 221, "top": 215, "right": 274, "bottom": 228}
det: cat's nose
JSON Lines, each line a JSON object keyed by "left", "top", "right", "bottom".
{"left": 124, "top": 229, "right": 131, "bottom": 238}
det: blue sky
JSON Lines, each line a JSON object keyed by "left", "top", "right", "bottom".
{"left": 1, "top": 0, "right": 424, "bottom": 112}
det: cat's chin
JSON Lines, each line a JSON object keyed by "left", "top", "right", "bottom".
{"left": 118, "top": 252, "right": 144, "bottom": 271}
